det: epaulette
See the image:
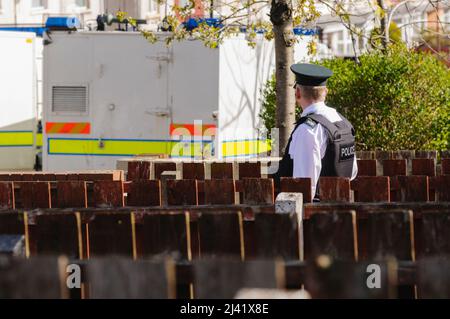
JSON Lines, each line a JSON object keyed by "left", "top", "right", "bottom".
{"left": 303, "top": 118, "right": 317, "bottom": 129}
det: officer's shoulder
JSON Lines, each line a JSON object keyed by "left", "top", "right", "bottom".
{"left": 301, "top": 118, "right": 318, "bottom": 129}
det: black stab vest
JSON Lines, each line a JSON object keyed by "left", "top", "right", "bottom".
{"left": 274, "top": 112, "right": 356, "bottom": 197}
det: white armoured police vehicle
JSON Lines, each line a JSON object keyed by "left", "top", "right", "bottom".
{"left": 42, "top": 18, "right": 316, "bottom": 171}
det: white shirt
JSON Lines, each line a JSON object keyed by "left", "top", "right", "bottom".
{"left": 289, "top": 102, "right": 358, "bottom": 196}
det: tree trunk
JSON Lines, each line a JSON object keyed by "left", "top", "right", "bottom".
{"left": 270, "top": 0, "right": 296, "bottom": 156}
{"left": 377, "top": 0, "right": 389, "bottom": 49}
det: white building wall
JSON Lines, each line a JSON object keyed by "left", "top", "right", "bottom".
{"left": 317, "top": 0, "right": 443, "bottom": 57}
{"left": 0, "top": 0, "right": 102, "bottom": 26}
{"left": 0, "top": 0, "right": 174, "bottom": 30}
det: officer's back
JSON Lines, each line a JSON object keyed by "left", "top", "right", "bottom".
{"left": 275, "top": 63, "right": 358, "bottom": 199}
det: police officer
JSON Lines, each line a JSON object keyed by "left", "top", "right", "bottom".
{"left": 276, "top": 63, "right": 358, "bottom": 199}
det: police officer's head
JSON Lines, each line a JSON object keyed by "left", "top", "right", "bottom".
{"left": 291, "top": 63, "right": 333, "bottom": 109}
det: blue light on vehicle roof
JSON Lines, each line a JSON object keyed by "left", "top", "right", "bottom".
{"left": 293, "top": 27, "right": 318, "bottom": 36}
{"left": 183, "top": 18, "right": 223, "bottom": 31}
{"left": 45, "top": 17, "right": 80, "bottom": 29}
{"left": 238, "top": 26, "right": 317, "bottom": 35}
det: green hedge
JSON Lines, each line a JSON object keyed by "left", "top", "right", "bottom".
{"left": 260, "top": 45, "right": 450, "bottom": 151}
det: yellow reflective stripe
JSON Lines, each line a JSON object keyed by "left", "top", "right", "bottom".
{"left": 0, "top": 132, "right": 34, "bottom": 147}
{"left": 169, "top": 140, "right": 213, "bottom": 157}
{"left": 36, "top": 133, "right": 43, "bottom": 147}
{"left": 222, "top": 140, "right": 271, "bottom": 157}
{"left": 47, "top": 138, "right": 270, "bottom": 157}
{"left": 48, "top": 138, "right": 213, "bottom": 157}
